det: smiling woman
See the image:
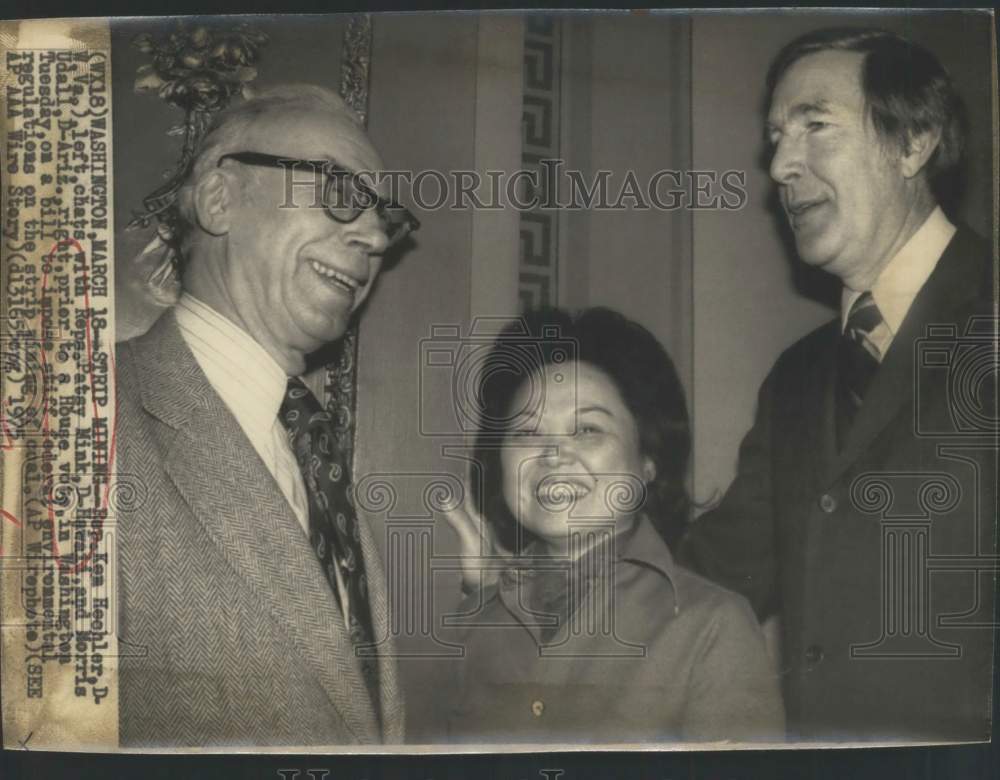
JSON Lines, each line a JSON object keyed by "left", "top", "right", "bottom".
{"left": 443, "top": 307, "right": 785, "bottom": 744}
{"left": 499, "top": 360, "right": 656, "bottom": 557}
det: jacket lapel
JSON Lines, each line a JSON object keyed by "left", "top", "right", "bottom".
{"left": 130, "top": 311, "right": 381, "bottom": 742}
{"left": 828, "top": 314, "right": 914, "bottom": 479}
{"left": 354, "top": 504, "right": 406, "bottom": 741}
{"left": 810, "top": 325, "right": 841, "bottom": 487}
{"left": 825, "top": 226, "right": 988, "bottom": 484}
{"left": 781, "top": 321, "right": 840, "bottom": 492}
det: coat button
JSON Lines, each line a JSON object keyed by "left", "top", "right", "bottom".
{"left": 819, "top": 493, "right": 837, "bottom": 513}
{"left": 804, "top": 644, "right": 825, "bottom": 665}
{"left": 531, "top": 699, "right": 545, "bottom": 717}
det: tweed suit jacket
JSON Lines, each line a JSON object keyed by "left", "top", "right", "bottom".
{"left": 680, "top": 226, "right": 997, "bottom": 741}
{"left": 115, "top": 310, "right": 404, "bottom": 747}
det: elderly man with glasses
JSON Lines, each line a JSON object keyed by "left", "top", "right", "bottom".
{"left": 115, "top": 84, "right": 418, "bottom": 747}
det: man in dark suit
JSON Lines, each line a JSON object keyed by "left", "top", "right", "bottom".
{"left": 115, "top": 85, "right": 418, "bottom": 745}
{"left": 680, "top": 28, "right": 996, "bottom": 741}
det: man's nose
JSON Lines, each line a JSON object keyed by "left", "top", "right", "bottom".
{"left": 769, "top": 133, "right": 804, "bottom": 184}
{"left": 342, "top": 207, "right": 390, "bottom": 254}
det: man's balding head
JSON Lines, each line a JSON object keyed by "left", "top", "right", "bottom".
{"left": 176, "top": 84, "right": 381, "bottom": 241}
{"left": 178, "top": 83, "right": 391, "bottom": 374}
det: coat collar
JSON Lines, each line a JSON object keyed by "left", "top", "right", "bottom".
{"left": 824, "top": 225, "right": 990, "bottom": 484}
{"left": 125, "top": 310, "right": 403, "bottom": 742}
{"left": 494, "top": 515, "right": 681, "bottom": 644}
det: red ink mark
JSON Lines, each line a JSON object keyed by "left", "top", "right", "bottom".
{"left": 0, "top": 507, "right": 23, "bottom": 555}
{"left": 1, "top": 508, "right": 23, "bottom": 526}
{"left": 38, "top": 238, "right": 118, "bottom": 574}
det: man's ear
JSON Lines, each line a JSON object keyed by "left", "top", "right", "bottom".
{"left": 900, "top": 127, "right": 942, "bottom": 179}
{"left": 192, "top": 170, "right": 234, "bottom": 236}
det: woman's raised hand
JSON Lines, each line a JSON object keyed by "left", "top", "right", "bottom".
{"left": 442, "top": 490, "right": 511, "bottom": 592}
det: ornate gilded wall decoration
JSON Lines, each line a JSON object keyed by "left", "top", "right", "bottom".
{"left": 126, "top": 22, "right": 269, "bottom": 302}
{"left": 323, "top": 14, "right": 373, "bottom": 455}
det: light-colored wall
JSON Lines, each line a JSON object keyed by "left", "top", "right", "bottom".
{"left": 690, "top": 11, "right": 995, "bottom": 505}
{"left": 358, "top": 12, "right": 480, "bottom": 738}
{"left": 562, "top": 15, "right": 693, "bottom": 402}
{"left": 690, "top": 14, "right": 834, "bottom": 505}
{"left": 360, "top": 10, "right": 478, "bottom": 498}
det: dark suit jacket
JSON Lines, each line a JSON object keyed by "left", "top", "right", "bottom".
{"left": 115, "top": 310, "right": 405, "bottom": 746}
{"left": 681, "top": 225, "right": 997, "bottom": 741}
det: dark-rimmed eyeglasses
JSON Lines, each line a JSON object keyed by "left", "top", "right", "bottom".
{"left": 217, "top": 151, "right": 420, "bottom": 249}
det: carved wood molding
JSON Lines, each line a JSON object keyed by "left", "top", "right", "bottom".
{"left": 324, "top": 14, "right": 373, "bottom": 463}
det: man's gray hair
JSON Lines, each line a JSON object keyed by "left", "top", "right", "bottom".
{"left": 175, "top": 83, "right": 363, "bottom": 255}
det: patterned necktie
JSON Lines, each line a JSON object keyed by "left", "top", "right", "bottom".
{"left": 836, "top": 291, "right": 884, "bottom": 449}
{"left": 278, "top": 377, "right": 379, "bottom": 708}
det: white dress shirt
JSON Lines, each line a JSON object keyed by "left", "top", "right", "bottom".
{"left": 174, "top": 293, "right": 311, "bottom": 535}
{"left": 841, "top": 206, "right": 956, "bottom": 357}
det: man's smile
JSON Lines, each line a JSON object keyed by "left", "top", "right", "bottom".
{"left": 784, "top": 197, "right": 827, "bottom": 231}
{"left": 307, "top": 259, "right": 366, "bottom": 296}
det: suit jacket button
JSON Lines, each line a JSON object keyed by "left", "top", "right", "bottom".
{"left": 531, "top": 699, "right": 545, "bottom": 717}
{"left": 805, "top": 644, "right": 825, "bottom": 665}
{"left": 819, "top": 493, "right": 837, "bottom": 513}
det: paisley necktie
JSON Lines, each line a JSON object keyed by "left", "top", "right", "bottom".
{"left": 279, "top": 377, "right": 379, "bottom": 709}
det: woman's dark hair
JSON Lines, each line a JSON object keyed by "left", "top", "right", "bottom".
{"left": 470, "top": 307, "right": 691, "bottom": 552}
